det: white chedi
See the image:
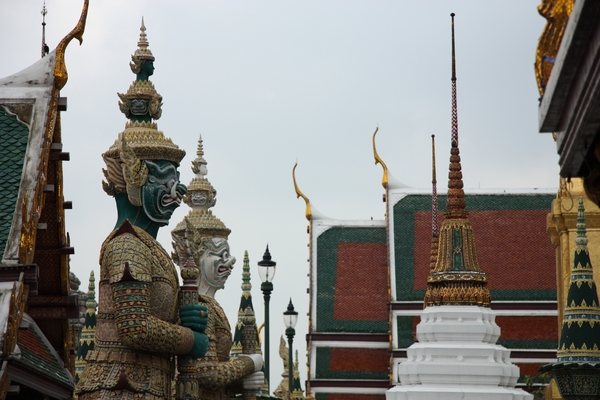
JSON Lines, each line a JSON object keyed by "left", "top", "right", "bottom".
{"left": 387, "top": 305, "right": 532, "bottom": 400}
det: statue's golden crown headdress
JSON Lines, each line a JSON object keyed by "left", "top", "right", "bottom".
{"left": 172, "top": 135, "right": 230, "bottom": 266}
{"left": 102, "top": 19, "right": 184, "bottom": 205}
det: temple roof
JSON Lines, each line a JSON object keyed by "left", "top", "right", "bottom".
{"left": 14, "top": 313, "right": 75, "bottom": 390}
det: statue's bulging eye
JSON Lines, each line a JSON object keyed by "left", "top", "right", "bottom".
{"left": 148, "top": 176, "right": 156, "bottom": 183}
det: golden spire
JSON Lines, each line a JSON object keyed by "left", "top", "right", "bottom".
{"left": 429, "top": 135, "right": 439, "bottom": 272}
{"left": 424, "top": 14, "right": 490, "bottom": 307}
{"left": 292, "top": 162, "right": 312, "bottom": 221}
{"left": 372, "top": 127, "right": 388, "bottom": 189}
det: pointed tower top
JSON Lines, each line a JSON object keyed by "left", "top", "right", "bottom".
{"left": 231, "top": 251, "right": 261, "bottom": 357}
{"left": 450, "top": 13, "right": 459, "bottom": 146}
{"left": 41, "top": 1, "right": 49, "bottom": 58}
{"left": 541, "top": 198, "right": 600, "bottom": 376}
{"left": 424, "top": 14, "right": 490, "bottom": 307}
{"left": 133, "top": 17, "right": 154, "bottom": 62}
{"left": 241, "top": 250, "right": 252, "bottom": 294}
{"left": 85, "top": 270, "right": 96, "bottom": 311}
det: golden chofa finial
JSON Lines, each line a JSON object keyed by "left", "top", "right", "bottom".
{"left": 292, "top": 163, "right": 312, "bottom": 221}
{"left": 53, "top": 0, "right": 88, "bottom": 90}
{"left": 372, "top": 127, "right": 388, "bottom": 189}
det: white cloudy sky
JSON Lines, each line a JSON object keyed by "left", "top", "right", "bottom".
{"left": 1, "top": 0, "right": 557, "bottom": 392}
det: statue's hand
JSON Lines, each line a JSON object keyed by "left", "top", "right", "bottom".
{"left": 246, "top": 354, "right": 264, "bottom": 372}
{"left": 180, "top": 304, "right": 208, "bottom": 333}
{"left": 187, "top": 331, "right": 208, "bottom": 358}
{"left": 242, "top": 371, "right": 264, "bottom": 390}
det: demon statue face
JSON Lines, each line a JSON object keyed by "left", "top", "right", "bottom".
{"left": 199, "top": 238, "right": 236, "bottom": 292}
{"left": 142, "top": 160, "right": 187, "bottom": 225}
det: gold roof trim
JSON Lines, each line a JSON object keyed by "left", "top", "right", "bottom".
{"left": 54, "top": 0, "right": 89, "bottom": 90}
{"left": 535, "top": 0, "right": 574, "bottom": 96}
{"left": 292, "top": 162, "right": 311, "bottom": 221}
{"left": 372, "top": 127, "right": 388, "bottom": 189}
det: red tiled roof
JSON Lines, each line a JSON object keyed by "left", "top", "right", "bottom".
{"left": 17, "top": 329, "right": 53, "bottom": 362}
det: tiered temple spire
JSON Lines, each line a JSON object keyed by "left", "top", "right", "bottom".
{"left": 74, "top": 271, "right": 97, "bottom": 383}
{"left": 541, "top": 197, "right": 600, "bottom": 397}
{"left": 231, "top": 251, "right": 261, "bottom": 355}
{"left": 423, "top": 13, "right": 490, "bottom": 307}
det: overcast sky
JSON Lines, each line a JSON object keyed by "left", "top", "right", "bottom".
{"left": 1, "top": 0, "right": 557, "bottom": 392}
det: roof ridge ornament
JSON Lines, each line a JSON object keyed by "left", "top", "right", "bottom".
{"left": 293, "top": 162, "right": 312, "bottom": 221}
{"left": 53, "top": 0, "right": 88, "bottom": 90}
{"left": 372, "top": 127, "right": 389, "bottom": 189}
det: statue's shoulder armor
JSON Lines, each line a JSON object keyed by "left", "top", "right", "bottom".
{"left": 100, "top": 220, "right": 156, "bottom": 284}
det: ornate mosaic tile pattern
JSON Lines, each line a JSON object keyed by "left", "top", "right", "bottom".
{"left": 0, "top": 107, "right": 29, "bottom": 257}
{"left": 394, "top": 194, "right": 556, "bottom": 301}
{"left": 315, "top": 347, "right": 388, "bottom": 380}
{"left": 316, "top": 227, "right": 387, "bottom": 333}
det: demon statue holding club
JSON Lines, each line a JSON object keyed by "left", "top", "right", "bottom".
{"left": 172, "top": 136, "right": 264, "bottom": 400}
{"left": 75, "top": 19, "right": 209, "bottom": 399}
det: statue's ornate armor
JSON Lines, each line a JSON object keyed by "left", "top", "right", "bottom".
{"left": 75, "top": 222, "right": 195, "bottom": 399}
{"left": 194, "top": 295, "right": 255, "bottom": 400}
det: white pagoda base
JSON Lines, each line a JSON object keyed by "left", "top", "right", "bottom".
{"left": 386, "top": 306, "right": 532, "bottom": 400}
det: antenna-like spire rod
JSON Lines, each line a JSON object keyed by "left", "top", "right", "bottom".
{"left": 41, "top": 1, "right": 49, "bottom": 58}
{"left": 431, "top": 134, "right": 438, "bottom": 236}
{"left": 450, "top": 12, "right": 458, "bottom": 146}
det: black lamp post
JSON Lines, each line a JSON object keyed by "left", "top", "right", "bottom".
{"left": 258, "top": 245, "right": 276, "bottom": 394}
{"left": 283, "top": 298, "right": 298, "bottom": 399}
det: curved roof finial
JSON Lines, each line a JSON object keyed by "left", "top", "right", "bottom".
{"left": 54, "top": 0, "right": 89, "bottom": 90}
{"left": 292, "top": 162, "right": 312, "bottom": 221}
{"left": 372, "top": 127, "right": 388, "bottom": 189}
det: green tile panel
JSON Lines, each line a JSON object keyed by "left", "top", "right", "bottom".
{"left": 0, "top": 107, "right": 30, "bottom": 257}
{"left": 316, "top": 227, "right": 388, "bottom": 333}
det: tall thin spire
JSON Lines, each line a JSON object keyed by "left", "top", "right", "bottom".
{"left": 451, "top": 12, "right": 458, "bottom": 146}
{"left": 424, "top": 14, "right": 490, "bottom": 307}
{"left": 446, "top": 13, "right": 466, "bottom": 215}
{"left": 429, "top": 135, "right": 439, "bottom": 273}
{"left": 41, "top": 1, "right": 49, "bottom": 58}
{"left": 431, "top": 134, "right": 438, "bottom": 237}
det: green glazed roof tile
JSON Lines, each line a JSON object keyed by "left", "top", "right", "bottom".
{"left": 0, "top": 107, "right": 29, "bottom": 257}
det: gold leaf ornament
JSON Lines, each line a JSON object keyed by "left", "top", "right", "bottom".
{"left": 120, "top": 134, "right": 148, "bottom": 206}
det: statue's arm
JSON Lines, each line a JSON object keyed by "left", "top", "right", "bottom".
{"left": 105, "top": 232, "right": 195, "bottom": 355}
{"left": 196, "top": 355, "right": 256, "bottom": 390}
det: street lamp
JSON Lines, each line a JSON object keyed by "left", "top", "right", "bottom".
{"left": 283, "top": 298, "right": 298, "bottom": 398}
{"left": 258, "top": 245, "right": 276, "bottom": 393}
